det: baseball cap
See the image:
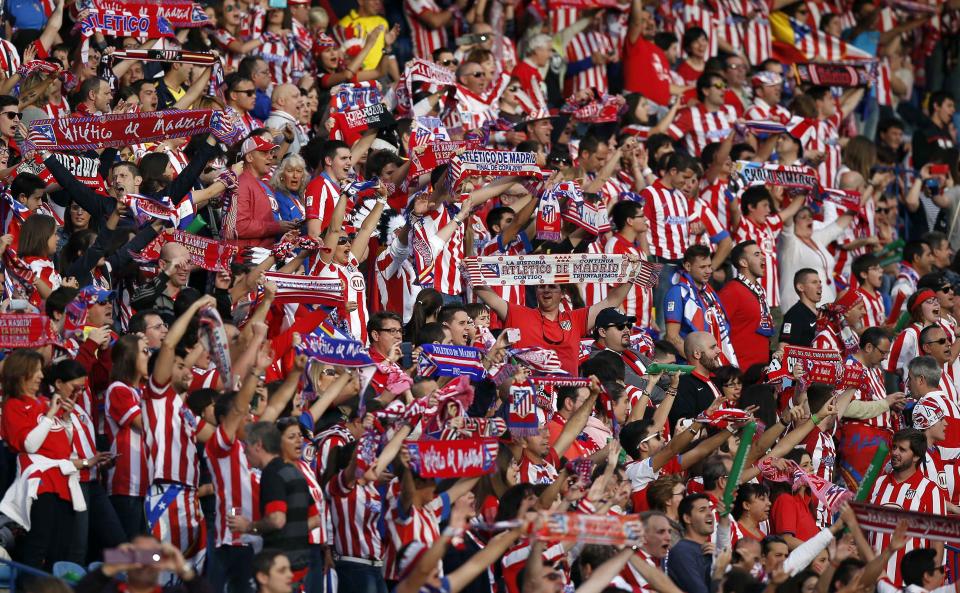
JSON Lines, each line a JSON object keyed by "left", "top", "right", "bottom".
{"left": 750, "top": 71, "right": 783, "bottom": 88}
{"left": 78, "top": 285, "right": 114, "bottom": 305}
{"left": 595, "top": 307, "right": 636, "bottom": 329}
{"left": 241, "top": 135, "right": 278, "bottom": 157}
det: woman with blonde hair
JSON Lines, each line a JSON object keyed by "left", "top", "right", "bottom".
{"left": 270, "top": 154, "right": 308, "bottom": 222}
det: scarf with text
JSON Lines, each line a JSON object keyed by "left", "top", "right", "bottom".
{"left": 132, "top": 231, "right": 238, "bottom": 273}
{"left": 418, "top": 343, "right": 486, "bottom": 381}
{"left": 16, "top": 153, "right": 108, "bottom": 193}
{"left": 562, "top": 198, "right": 610, "bottom": 235}
{"left": 26, "top": 109, "right": 241, "bottom": 151}
{"left": 731, "top": 161, "right": 819, "bottom": 193}
{"left": 448, "top": 150, "right": 541, "bottom": 190}
{"left": 532, "top": 512, "right": 644, "bottom": 545}
{"left": 463, "top": 253, "right": 662, "bottom": 288}
{"left": 198, "top": 306, "right": 231, "bottom": 385}
{"left": 78, "top": 10, "right": 175, "bottom": 39}
{"left": 792, "top": 61, "right": 875, "bottom": 88}
{"left": 263, "top": 271, "right": 344, "bottom": 308}
{"left": 121, "top": 194, "right": 193, "bottom": 228}
{"left": 0, "top": 314, "right": 59, "bottom": 348}
{"left": 405, "top": 438, "right": 499, "bottom": 478}
{"left": 408, "top": 139, "right": 481, "bottom": 179}
{"left": 84, "top": 0, "right": 210, "bottom": 28}
{"left": 735, "top": 272, "right": 775, "bottom": 336}
{"left": 99, "top": 49, "right": 222, "bottom": 97}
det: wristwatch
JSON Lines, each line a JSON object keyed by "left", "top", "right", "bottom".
{"left": 82, "top": 459, "right": 89, "bottom": 469}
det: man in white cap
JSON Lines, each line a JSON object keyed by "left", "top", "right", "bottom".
{"left": 911, "top": 356, "right": 960, "bottom": 473}
{"left": 224, "top": 134, "right": 300, "bottom": 248}
{"left": 744, "top": 71, "right": 792, "bottom": 125}
{"left": 911, "top": 361, "right": 960, "bottom": 512}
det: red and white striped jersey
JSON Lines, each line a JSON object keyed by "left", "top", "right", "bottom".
{"left": 502, "top": 540, "right": 568, "bottom": 593}
{"left": 143, "top": 377, "right": 203, "bottom": 487}
{"left": 918, "top": 390, "right": 960, "bottom": 459}
{"left": 876, "top": 58, "right": 893, "bottom": 107}
{"left": 550, "top": 7, "right": 579, "bottom": 33}
{"left": 205, "top": 426, "right": 260, "bottom": 547}
{"left": 579, "top": 235, "right": 608, "bottom": 311}
{"left": 383, "top": 484, "right": 445, "bottom": 580}
{"left": 885, "top": 323, "right": 920, "bottom": 384}
{"left": 373, "top": 239, "right": 419, "bottom": 325}
{"left": 71, "top": 385, "right": 99, "bottom": 483}
{"left": 789, "top": 113, "right": 843, "bottom": 190}
{"left": 670, "top": 0, "right": 717, "bottom": 58}
{"left": 858, "top": 288, "right": 886, "bottom": 328}
{"left": 922, "top": 446, "right": 960, "bottom": 503}
{"left": 314, "top": 425, "right": 353, "bottom": 480}
{"left": 603, "top": 233, "right": 652, "bottom": 327}
{"left": 518, "top": 448, "right": 560, "bottom": 485}
{"left": 713, "top": 0, "right": 772, "bottom": 65}
{"left": 256, "top": 32, "right": 300, "bottom": 85}
{"left": 803, "top": 0, "right": 856, "bottom": 31}
{"left": 940, "top": 318, "right": 960, "bottom": 400}
{"left": 105, "top": 381, "right": 149, "bottom": 497}
{"left": 846, "top": 356, "right": 893, "bottom": 431}
{"left": 319, "top": 252, "right": 368, "bottom": 343}
{"left": 404, "top": 0, "right": 448, "bottom": 59}
{"left": 668, "top": 105, "right": 737, "bottom": 157}
{"left": 212, "top": 28, "right": 244, "bottom": 73}
{"left": 453, "top": 85, "right": 499, "bottom": 133}
{"left": 416, "top": 202, "right": 466, "bottom": 296}
{"left": 328, "top": 471, "right": 383, "bottom": 559}
{"left": 236, "top": 111, "right": 264, "bottom": 137}
{"left": 295, "top": 459, "right": 328, "bottom": 545}
{"left": 45, "top": 97, "right": 70, "bottom": 119}
{"left": 642, "top": 181, "right": 692, "bottom": 261}
{"left": 698, "top": 179, "right": 732, "bottom": 231}
{"left": 479, "top": 232, "right": 530, "bottom": 306}
{"left": 890, "top": 263, "right": 919, "bottom": 318}
{"left": 565, "top": 30, "right": 614, "bottom": 96}
{"left": 734, "top": 214, "right": 784, "bottom": 308}
{"left": 869, "top": 470, "right": 945, "bottom": 587}
{"left": 0, "top": 40, "right": 21, "bottom": 78}
{"left": 304, "top": 172, "right": 342, "bottom": 234}
{"left": 803, "top": 424, "right": 838, "bottom": 527}
{"left": 744, "top": 97, "right": 792, "bottom": 125}
{"left": 618, "top": 550, "right": 658, "bottom": 592}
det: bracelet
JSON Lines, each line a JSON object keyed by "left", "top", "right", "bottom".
{"left": 810, "top": 413, "right": 820, "bottom": 425}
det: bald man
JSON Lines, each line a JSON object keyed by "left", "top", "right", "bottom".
{"left": 131, "top": 242, "right": 193, "bottom": 323}
{"left": 667, "top": 332, "right": 723, "bottom": 432}
{"left": 264, "top": 84, "right": 308, "bottom": 154}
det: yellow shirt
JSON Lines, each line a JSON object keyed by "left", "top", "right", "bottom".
{"left": 338, "top": 10, "right": 389, "bottom": 71}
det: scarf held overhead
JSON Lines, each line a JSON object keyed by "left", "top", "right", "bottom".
{"left": 133, "top": 230, "right": 238, "bottom": 273}
{"left": 463, "top": 254, "right": 662, "bottom": 288}
{"left": 0, "top": 314, "right": 60, "bottom": 348}
{"left": 405, "top": 438, "right": 499, "bottom": 478}
{"left": 418, "top": 343, "right": 486, "bottom": 380}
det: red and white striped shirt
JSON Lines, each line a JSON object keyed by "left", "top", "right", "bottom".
{"left": 205, "top": 426, "right": 260, "bottom": 547}
{"left": 212, "top": 28, "right": 244, "bottom": 73}
{"left": 383, "top": 484, "right": 445, "bottom": 579}
{"left": 668, "top": 105, "right": 738, "bottom": 157}
{"left": 869, "top": 470, "right": 945, "bottom": 587}
{"left": 890, "top": 263, "right": 919, "bottom": 319}
{"left": 858, "top": 288, "right": 886, "bottom": 328}
{"left": 618, "top": 550, "right": 659, "bottom": 592}
{"left": 45, "top": 97, "right": 70, "bottom": 119}
{"left": 886, "top": 323, "right": 921, "bottom": 384}
{"left": 922, "top": 446, "right": 960, "bottom": 502}
{"left": 236, "top": 111, "right": 264, "bottom": 137}
{"left": 670, "top": 0, "right": 717, "bottom": 59}
{"left": 744, "top": 97, "right": 792, "bottom": 125}
{"left": 319, "top": 252, "right": 368, "bottom": 343}
{"left": 918, "top": 390, "right": 960, "bottom": 459}
{"left": 518, "top": 448, "right": 560, "bottom": 485}
{"left": 328, "top": 471, "right": 382, "bottom": 559}
{"left": 603, "top": 233, "right": 652, "bottom": 327}
{"left": 71, "top": 385, "right": 99, "bottom": 483}
{"left": 256, "top": 32, "right": 299, "bottom": 85}
{"left": 714, "top": 0, "right": 772, "bottom": 65}
{"left": 847, "top": 356, "right": 893, "bottom": 432}
{"left": 304, "top": 173, "right": 342, "bottom": 235}
{"left": 416, "top": 202, "right": 466, "bottom": 296}
{"left": 803, "top": 424, "right": 837, "bottom": 526}
{"left": 143, "top": 377, "right": 203, "bottom": 487}
{"left": 734, "top": 214, "right": 784, "bottom": 308}
{"left": 502, "top": 540, "right": 568, "bottom": 593}
{"left": 105, "top": 381, "right": 148, "bottom": 497}
{"left": 698, "top": 179, "right": 732, "bottom": 231}
{"left": 404, "top": 0, "right": 448, "bottom": 59}
{"left": 295, "top": 459, "right": 328, "bottom": 546}
{"left": 789, "top": 113, "right": 843, "bottom": 190}
{"left": 642, "top": 181, "right": 692, "bottom": 261}
{"left": 373, "top": 239, "right": 419, "bottom": 324}
{"left": 314, "top": 425, "right": 353, "bottom": 480}
{"left": 579, "top": 235, "right": 608, "bottom": 311}
{"left": 565, "top": 30, "right": 614, "bottom": 96}
{"left": 0, "top": 40, "right": 21, "bottom": 78}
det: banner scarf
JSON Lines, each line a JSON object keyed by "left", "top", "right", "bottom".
{"left": 562, "top": 198, "right": 611, "bottom": 235}
{"left": 532, "top": 512, "right": 645, "bottom": 546}
{"left": 402, "top": 58, "right": 457, "bottom": 110}
{"left": 263, "top": 271, "right": 344, "bottom": 308}
{"left": 547, "top": 0, "right": 628, "bottom": 8}
{"left": 294, "top": 334, "right": 375, "bottom": 368}
{"left": 449, "top": 150, "right": 542, "bottom": 189}
{"left": 819, "top": 188, "right": 861, "bottom": 214}
{"left": 198, "top": 306, "right": 231, "bottom": 386}
{"left": 561, "top": 93, "right": 626, "bottom": 123}
{"left": 404, "top": 438, "right": 499, "bottom": 478}
{"left": 133, "top": 230, "right": 238, "bottom": 273}
{"left": 511, "top": 348, "right": 566, "bottom": 375}
{"left": 508, "top": 383, "right": 544, "bottom": 437}
{"left": 412, "top": 116, "right": 450, "bottom": 144}
{"left": 408, "top": 139, "right": 481, "bottom": 179}
{"left": 734, "top": 272, "right": 775, "bottom": 336}
{"left": 733, "top": 161, "right": 819, "bottom": 191}
{"left": 696, "top": 408, "right": 752, "bottom": 429}
{"left": 0, "top": 314, "right": 60, "bottom": 348}
{"left": 121, "top": 194, "right": 194, "bottom": 228}
{"left": 17, "top": 153, "right": 108, "bottom": 193}
{"left": 100, "top": 48, "right": 222, "bottom": 97}
{"left": 463, "top": 253, "right": 663, "bottom": 289}
{"left": 418, "top": 343, "right": 486, "bottom": 381}
{"left": 850, "top": 501, "right": 960, "bottom": 543}
{"left": 743, "top": 120, "right": 788, "bottom": 136}
{"left": 26, "top": 109, "right": 242, "bottom": 151}
{"left": 79, "top": 10, "right": 175, "bottom": 39}
{"left": 331, "top": 102, "right": 395, "bottom": 139}
{"left": 1, "top": 249, "right": 36, "bottom": 303}
{"left": 792, "top": 62, "right": 875, "bottom": 88}
{"left": 16, "top": 60, "right": 60, "bottom": 79}
{"left": 85, "top": 0, "right": 211, "bottom": 28}
{"left": 529, "top": 376, "right": 591, "bottom": 403}
{"left": 537, "top": 181, "right": 583, "bottom": 241}
{"left": 778, "top": 346, "right": 843, "bottom": 384}
{"left": 757, "top": 458, "right": 853, "bottom": 514}
{"left": 333, "top": 82, "right": 383, "bottom": 113}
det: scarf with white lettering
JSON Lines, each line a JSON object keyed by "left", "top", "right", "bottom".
{"left": 463, "top": 253, "right": 662, "bottom": 288}
{"left": 734, "top": 272, "right": 774, "bottom": 337}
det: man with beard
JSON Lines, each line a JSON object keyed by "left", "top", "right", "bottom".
{"left": 779, "top": 269, "right": 822, "bottom": 347}
{"left": 666, "top": 494, "right": 715, "bottom": 593}
{"left": 869, "top": 429, "right": 945, "bottom": 587}
{"left": 720, "top": 240, "right": 773, "bottom": 371}
{"left": 668, "top": 332, "right": 722, "bottom": 431}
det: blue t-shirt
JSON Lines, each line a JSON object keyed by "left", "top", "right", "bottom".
{"left": 9, "top": 0, "right": 47, "bottom": 30}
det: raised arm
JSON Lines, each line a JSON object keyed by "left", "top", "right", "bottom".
{"left": 223, "top": 333, "right": 270, "bottom": 439}
{"left": 38, "top": 0, "right": 65, "bottom": 53}
{"left": 474, "top": 285, "right": 509, "bottom": 320}
{"left": 553, "top": 388, "right": 600, "bottom": 458}
{"left": 153, "top": 295, "right": 217, "bottom": 386}
{"left": 258, "top": 354, "right": 307, "bottom": 423}
{"left": 319, "top": 192, "right": 351, "bottom": 265}
{"left": 351, "top": 189, "right": 386, "bottom": 263}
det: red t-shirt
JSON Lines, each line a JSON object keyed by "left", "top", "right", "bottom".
{"left": 770, "top": 492, "right": 819, "bottom": 541}
{"left": 504, "top": 305, "right": 589, "bottom": 375}
{"left": 718, "top": 279, "right": 771, "bottom": 371}
{"left": 1, "top": 396, "right": 73, "bottom": 501}
{"left": 623, "top": 35, "right": 671, "bottom": 106}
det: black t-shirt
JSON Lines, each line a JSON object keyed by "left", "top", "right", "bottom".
{"left": 779, "top": 301, "right": 818, "bottom": 347}
{"left": 668, "top": 373, "right": 717, "bottom": 433}
{"left": 260, "top": 457, "right": 311, "bottom": 570}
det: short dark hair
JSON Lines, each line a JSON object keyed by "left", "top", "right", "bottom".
{"left": 681, "top": 27, "right": 707, "bottom": 52}
{"left": 653, "top": 339, "right": 681, "bottom": 360}
{"left": 486, "top": 206, "right": 515, "bottom": 233}
{"left": 701, "top": 456, "right": 727, "bottom": 490}
{"left": 740, "top": 186, "right": 772, "bottom": 216}
{"left": 664, "top": 151, "right": 697, "bottom": 175}
{"left": 579, "top": 135, "right": 604, "bottom": 156}
{"left": 683, "top": 244, "right": 712, "bottom": 265}
{"left": 892, "top": 428, "right": 927, "bottom": 468}
{"left": 610, "top": 200, "right": 642, "bottom": 232}
{"left": 0, "top": 95, "right": 18, "bottom": 111}
{"left": 928, "top": 90, "right": 955, "bottom": 115}
{"left": 901, "top": 548, "right": 939, "bottom": 587}
{"left": 761, "top": 534, "right": 788, "bottom": 556}
{"left": 245, "top": 421, "right": 281, "bottom": 454}
{"left": 903, "top": 240, "right": 930, "bottom": 265}
{"left": 678, "top": 493, "right": 710, "bottom": 529}
{"left": 877, "top": 117, "right": 904, "bottom": 136}
{"left": 367, "top": 311, "right": 402, "bottom": 335}
{"left": 618, "top": 420, "right": 651, "bottom": 459}
{"left": 45, "top": 286, "right": 78, "bottom": 317}
{"left": 438, "top": 304, "right": 467, "bottom": 326}
{"left": 79, "top": 76, "right": 107, "bottom": 103}
{"left": 730, "top": 240, "right": 757, "bottom": 271}
{"left": 923, "top": 231, "right": 949, "bottom": 251}
{"left": 10, "top": 173, "right": 45, "bottom": 203}
{"left": 581, "top": 351, "right": 625, "bottom": 382}
{"left": 321, "top": 140, "right": 350, "bottom": 168}
{"left": 919, "top": 323, "right": 944, "bottom": 346}
{"left": 851, "top": 253, "right": 881, "bottom": 284}
{"left": 807, "top": 85, "right": 832, "bottom": 103}
{"left": 128, "top": 309, "right": 160, "bottom": 334}
{"left": 696, "top": 71, "right": 724, "bottom": 102}
{"left": 365, "top": 149, "right": 405, "bottom": 178}
{"left": 860, "top": 326, "right": 892, "bottom": 349}
{"left": 793, "top": 268, "right": 818, "bottom": 290}
{"left": 253, "top": 549, "right": 287, "bottom": 580}
{"left": 732, "top": 482, "right": 769, "bottom": 521}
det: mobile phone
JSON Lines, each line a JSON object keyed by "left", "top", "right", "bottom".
{"left": 268, "top": 0, "right": 287, "bottom": 7}
{"left": 104, "top": 548, "right": 162, "bottom": 565}
{"left": 929, "top": 164, "right": 950, "bottom": 176}
{"left": 505, "top": 328, "right": 521, "bottom": 344}
{"left": 8, "top": 299, "right": 30, "bottom": 312}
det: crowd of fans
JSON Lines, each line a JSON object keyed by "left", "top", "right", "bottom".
{"left": 0, "top": 0, "right": 959, "bottom": 592}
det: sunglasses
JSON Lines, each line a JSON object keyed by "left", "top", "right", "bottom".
{"left": 232, "top": 89, "right": 256, "bottom": 97}
{"left": 225, "top": 4, "right": 236, "bottom": 11}
{"left": 321, "top": 368, "right": 338, "bottom": 376}
{"left": 604, "top": 323, "right": 631, "bottom": 331}
{"left": 711, "top": 82, "right": 728, "bottom": 90}
{"left": 926, "top": 337, "right": 949, "bottom": 346}
{"left": 1, "top": 111, "right": 22, "bottom": 120}
{"left": 440, "top": 58, "right": 459, "bottom": 66}
{"left": 876, "top": 207, "right": 892, "bottom": 214}
{"left": 465, "top": 71, "right": 486, "bottom": 78}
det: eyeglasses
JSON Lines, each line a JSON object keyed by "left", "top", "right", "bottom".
{"left": 224, "top": 4, "right": 236, "bottom": 11}
{"left": 464, "top": 71, "right": 485, "bottom": 78}
{"left": 440, "top": 58, "right": 459, "bottom": 66}
{"left": 711, "top": 82, "right": 728, "bottom": 90}
{"left": 232, "top": 88, "right": 256, "bottom": 96}
{"left": 604, "top": 323, "right": 631, "bottom": 331}
{"left": 376, "top": 327, "right": 402, "bottom": 335}
{"left": 875, "top": 347, "right": 890, "bottom": 356}
{"left": 925, "top": 337, "right": 949, "bottom": 346}
{"left": 1, "top": 111, "right": 21, "bottom": 120}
